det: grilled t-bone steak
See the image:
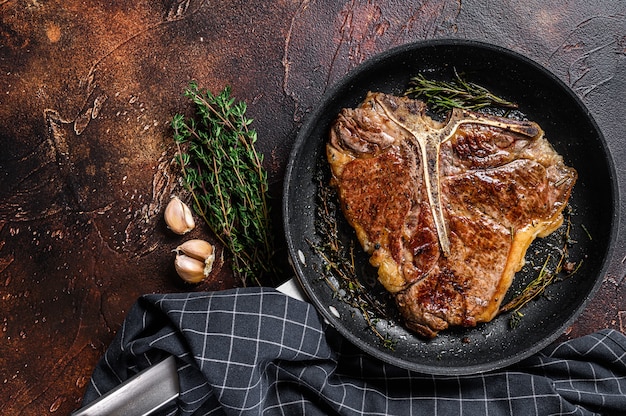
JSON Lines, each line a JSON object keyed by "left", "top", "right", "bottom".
{"left": 327, "top": 92, "right": 577, "bottom": 338}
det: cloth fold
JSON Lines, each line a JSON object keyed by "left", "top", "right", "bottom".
{"left": 82, "top": 288, "right": 626, "bottom": 415}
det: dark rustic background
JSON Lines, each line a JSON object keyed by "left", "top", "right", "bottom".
{"left": 1, "top": 1, "right": 625, "bottom": 414}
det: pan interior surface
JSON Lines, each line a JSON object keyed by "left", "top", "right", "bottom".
{"left": 283, "top": 39, "right": 618, "bottom": 375}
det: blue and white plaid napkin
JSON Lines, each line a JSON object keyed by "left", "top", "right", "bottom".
{"left": 82, "top": 288, "right": 626, "bottom": 415}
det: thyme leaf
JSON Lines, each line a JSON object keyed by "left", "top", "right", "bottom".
{"left": 171, "top": 82, "right": 278, "bottom": 287}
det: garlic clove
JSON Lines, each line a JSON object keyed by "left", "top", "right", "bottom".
{"left": 174, "top": 239, "right": 216, "bottom": 283}
{"left": 176, "top": 239, "right": 214, "bottom": 261}
{"left": 164, "top": 196, "right": 195, "bottom": 235}
{"left": 174, "top": 253, "right": 207, "bottom": 284}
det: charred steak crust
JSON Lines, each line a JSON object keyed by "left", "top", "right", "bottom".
{"left": 327, "top": 92, "right": 577, "bottom": 338}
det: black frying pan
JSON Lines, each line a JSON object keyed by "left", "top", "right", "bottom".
{"left": 283, "top": 39, "right": 618, "bottom": 375}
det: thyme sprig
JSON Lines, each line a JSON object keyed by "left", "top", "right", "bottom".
{"left": 171, "top": 82, "right": 277, "bottom": 287}
{"left": 405, "top": 70, "right": 518, "bottom": 112}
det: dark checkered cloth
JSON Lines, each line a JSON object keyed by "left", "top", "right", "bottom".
{"left": 82, "top": 288, "right": 626, "bottom": 415}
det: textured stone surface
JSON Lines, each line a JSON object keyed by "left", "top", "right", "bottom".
{"left": 0, "top": 0, "right": 624, "bottom": 413}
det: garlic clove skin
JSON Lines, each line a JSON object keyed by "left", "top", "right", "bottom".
{"left": 174, "top": 253, "right": 207, "bottom": 284}
{"left": 164, "top": 196, "right": 195, "bottom": 235}
{"left": 174, "top": 239, "right": 216, "bottom": 283}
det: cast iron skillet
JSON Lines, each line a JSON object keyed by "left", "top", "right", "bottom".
{"left": 283, "top": 39, "right": 618, "bottom": 375}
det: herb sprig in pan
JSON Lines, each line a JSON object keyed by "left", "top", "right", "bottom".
{"left": 405, "top": 70, "right": 518, "bottom": 112}
{"left": 171, "top": 82, "right": 277, "bottom": 287}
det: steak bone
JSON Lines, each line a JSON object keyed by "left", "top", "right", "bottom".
{"left": 371, "top": 93, "right": 540, "bottom": 257}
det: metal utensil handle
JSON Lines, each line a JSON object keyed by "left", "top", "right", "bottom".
{"left": 72, "top": 279, "right": 305, "bottom": 415}
{"left": 71, "top": 355, "right": 179, "bottom": 416}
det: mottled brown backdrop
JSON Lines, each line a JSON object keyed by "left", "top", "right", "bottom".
{"left": 1, "top": 0, "right": 625, "bottom": 414}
